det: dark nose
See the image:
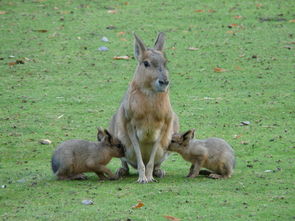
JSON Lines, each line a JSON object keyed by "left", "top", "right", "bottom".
{"left": 159, "top": 79, "right": 169, "bottom": 86}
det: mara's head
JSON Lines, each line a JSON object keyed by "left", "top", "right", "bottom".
{"left": 168, "top": 129, "right": 195, "bottom": 152}
{"left": 97, "top": 127, "right": 125, "bottom": 157}
{"left": 133, "top": 32, "right": 169, "bottom": 94}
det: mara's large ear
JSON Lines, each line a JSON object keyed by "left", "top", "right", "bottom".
{"left": 154, "top": 32, "right": 165, "bottom": 51}
{"left": 134, "top": 32, "right": 147, "bottom": 61}
{"left": 181, "top": 129, "right": 194, "bottom": 144}
{"left": 97, "top": 127, "right": 105, "bottom": 142}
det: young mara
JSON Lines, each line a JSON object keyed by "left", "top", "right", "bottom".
{"left": 168, "top": 129, "right": 235, "bottom": 179}
{"left": 51, "top": 128, "right": 124, "bottom": 181}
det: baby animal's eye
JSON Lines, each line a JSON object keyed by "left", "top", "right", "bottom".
{"left": 171, "top": 140, "right": 176, "bottom": 143}
{"left": 143, "top": 61, "right": 150, "bottom": 68}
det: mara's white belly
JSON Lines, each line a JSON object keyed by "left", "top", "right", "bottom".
{"left": 136, "top": 128, "right": 161, "bottom": 144}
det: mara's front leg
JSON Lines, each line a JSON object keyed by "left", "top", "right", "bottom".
{"left": 127, "top": 125, "right": 147, "bottom": 183}
{"left": 145, "top": 142, "right": 160, "bottom": 182}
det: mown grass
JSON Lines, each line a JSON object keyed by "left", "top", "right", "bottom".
{"left": 1, "top": 0, "right": 294, "bottom": 220}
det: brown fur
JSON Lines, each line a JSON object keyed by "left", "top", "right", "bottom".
{"left": 168, "top": 129, "right": 235, "bottom": 179}
{"left": 109, "top": 33, "right": 179, "bottom": 183}
{"left": 51, "top": 128, "right": 124, "bottom": 181}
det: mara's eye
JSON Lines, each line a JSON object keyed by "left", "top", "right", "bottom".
{"left": 171, "top": 140, "right": 176, "bottom": 143}
{"left": 143, "top": 61, "right": 150, "bottom": 68}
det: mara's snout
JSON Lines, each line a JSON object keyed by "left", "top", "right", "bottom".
{"left": 155, "top": 78, "right": 169, "bottom": 92}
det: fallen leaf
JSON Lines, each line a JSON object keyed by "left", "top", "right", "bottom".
{"left": 289, "top": 19, "right": 295, "bottom": 23}
{"left": 113, "top": 56, "right": 130, "bottom": 60}
{"left": 107, "top": 10, "right": 117, "bottom": 14}
{"left": 163, "top": 215, "right": 181, "bottom": 221}
{"left": 33, "top": 30, "right": 48, "bottom": 33}
{"left": 117, "top": 31, "right": 126, "bottom": 35}
{"left": 132, "top": 201, "right": 144, "bottom": 209}
{"left": 234, "top": 15, "right": 242, "bottom": 19}
{"left": 194, "top": 9, "right": 204, "bottom": 13}
{"left": 235, "top": 66, "right": 243, "bottom": 70}
{"left": 207, "top": 9, "right": 216, "bottom": 13}
{"left": 226, "top": 30, "right": 234, "bottom": 34}
{"left": 39, "top": 139, "right": 52, "bottom": 145}
{"left": 214, "top": 67, "right": 226, "bottom": 72}
{"left": 123, "top": 2, "right": 129, "bottom": 5}
{"left": 187, "top": 47, "right": 199, "bottom": 51}
{"left": 0, "top": 11, "right": 7, "bottom": 15}
{"left": 120, "top": 38, "right": 128, "bottom": 41}
{"left": 8, "top": 62, "right": 17, "bottom": 66}
{"left": 233, "top": 134, "right": 242, "bottom": 139}
{"left": 228, "top": 24, "right": 239, "bottom": 28}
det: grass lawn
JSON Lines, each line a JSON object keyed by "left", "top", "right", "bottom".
{"left": 0, "top": 0, "right": 294, "bottom": 220}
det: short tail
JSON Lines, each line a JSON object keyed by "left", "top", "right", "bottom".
{"left": 51, "top": 154, "right": 59, "bottom": 174}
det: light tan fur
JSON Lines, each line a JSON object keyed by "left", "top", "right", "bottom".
{"left": 168, "top": 129, "right": 235, "bottom": 179}
{"left": 109, "top": 32, "right": 179, "bottom": 183}
{"left": 51, "top": 128, "right": 124, "bottom": 181}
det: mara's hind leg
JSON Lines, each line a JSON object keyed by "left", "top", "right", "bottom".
{"left": 116, "top": 158, "right": 130, "bottom": 177}
{"left": 153, "top": 164, "right": 165, "bottom": 178}
{"left": 96, "top": 165, "right": 119, "bottom": 180}
{"left": 208, "top": 162, "right": 233, "bottom": 179}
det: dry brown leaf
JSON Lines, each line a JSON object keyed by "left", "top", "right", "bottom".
{"left": 163, "top": 215, "right": 181, "bottom": 221}
{"left": 226, "top": 30, "right": 234, "bottom": 34}
{"left": 123, "top": 2, "right": 129, "bottom": 5}
{"left": 0, "top": 11, "right": 7, "bottom": 15}
{"left": 132, "top": 201, "right": 144, "bottom": 209}
{"left": 113, "top": 56, "right": 130, "bottom": 60}
{"left": 289, "top": 19, "right": 295, "bottom": 23}
{"left": 187, "top": 47, "right": 199, "bottom": 51}
{"left": 117, "top": 31, "right": 126, "bottom": 35}
{"left": 8, "top": 62, "right": 17, "bottom": 66}
{"left": 207, "top": 9, "right": 216, "bottom": 13}
{"left": 234, "top": 15, "right": 242, "bottom": 19}
{"left": 233, "top": 134, "right": 242, "bottom": 139}
{"left": 214, "top": 67, "right": 226, "bottom": 72}
{"left": 194, "top": 9, "right": 204, "bottom": 13}
{"left": 120, "top": 38, "right": 128, "bottom": 41}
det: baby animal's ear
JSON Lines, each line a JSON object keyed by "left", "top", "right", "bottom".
{"left": 103, "top": 129, "right": 113, "bottom": 145}
{"left": 97, "top": 127, "right": 105, "bottom": 141}
{"left": 181, "top": 129, "right": 194, "bottom": 144}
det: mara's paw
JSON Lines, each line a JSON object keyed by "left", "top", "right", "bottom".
{"left": 137, "top": 175, "right": 148, "bottom": 184}
{"left": 116, "top": 167, "right": 129, "bottom": 177}
{"left": 153, "top": 168, "right": 166, "bottom": 178}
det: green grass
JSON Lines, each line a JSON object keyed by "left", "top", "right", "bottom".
{"left": 1, "top": 0, "right": 294, "bottom": 220}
